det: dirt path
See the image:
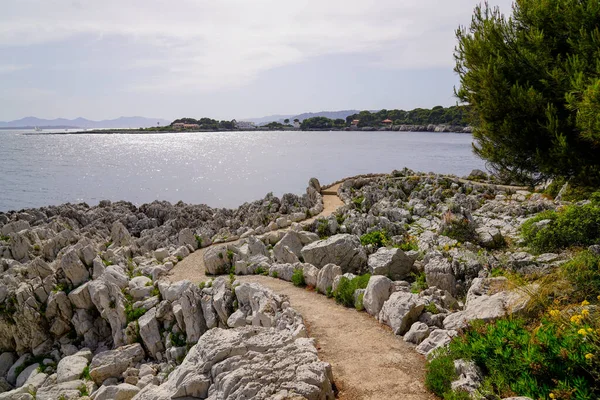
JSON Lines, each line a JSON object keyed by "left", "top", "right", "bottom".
{"left": 168, "top": 182, "right": 433, "bottom": 399}
{"left": 236, "top": 275, "right": 434, "bottom": 400}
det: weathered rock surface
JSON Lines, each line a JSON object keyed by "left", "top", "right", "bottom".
{"left": 379, "top": 292, "right": 426, "bottom": 335}
{"left": 89, "top": 343, "right": 145, "bottom": 385}
{"left": 301, "top": 234, "right": 367, "bottom": 273}
{"left": 363, "top": 275, "right": 393, "bottom": 317}
{"left": 367, "top": 247, "right": 414, "bottom": 280}
{"left": 316, "top": 264, "right": 342, "bottom": 294}
{"left": 132, "top": 327, "right": 334, "bottom": 400}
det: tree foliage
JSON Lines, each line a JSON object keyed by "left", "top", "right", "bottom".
{"left": 346, "top": 106, "right": 469, "bottom": 128}
{"left": 455, "top": 0, "right": 600, "bottom": 185}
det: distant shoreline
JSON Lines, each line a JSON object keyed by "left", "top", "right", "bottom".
{"left": 17, "top": 124, "right": 472, "bottom": 135}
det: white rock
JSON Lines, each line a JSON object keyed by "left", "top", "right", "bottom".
{"left": 138, "top": 308, "right": 165, "bottom": 358}
{"left": 363, "top": 275, "right": 393, "bottom": 317}
{"left": 59, "top": 249, "right": 89, "bottom": 287}
{"left": 56, "top": 354, "right": 88, "bottom": 383}
{"left": 403, "top": 322, "right": 430, "bottom": 345}
{"left": 378, "top": 292, "right": 426, "bottom": 335}
{"left": 89, "top": 343, "right": 145, "bottom": 385}
{"left": 316, "top": 264, "right": 342, "bottom": 295}
{"left": 415, "top": 329, "right": 458, "bottom": 356}
{"left": 301, "top": 234, "right": 367, "bottom": 273}
{"left": 94, "top": 383, "right": 140, "bottom": 400}
{"left": 203, "top": 246, "right": 229, "bottom": 275}
{"left": 424, "top": 256, "right": 456, "bottom": 296}
{"left": 367, "top": 247, "right": 415, "bottom": 280}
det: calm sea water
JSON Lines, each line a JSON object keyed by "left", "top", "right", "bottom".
{"left": 0, "top": 130, "right": 485, "bottom": 212}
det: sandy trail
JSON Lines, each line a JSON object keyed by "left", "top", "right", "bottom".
{"left": 168, "top": 183, "right": 433, "bottom": 399}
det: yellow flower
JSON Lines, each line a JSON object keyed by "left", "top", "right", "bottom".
{"left": 582, "top": 309, "right": 590, "bottom": 317}
{"left": 597, "top": 295, "right": 600, "bottom": 301}
{"left": 582, "top": 300, "right": 590, "bottom": 306}
{"left": 549, "top": 309, "right": 560, "bottom": 318}
{"left": 578, "top": 328, "right": 587, "bottom": 336}
{"left": 587, "top": 327, "right": 593, "bottom": 333}
{"left": 571, "top": 315, "right": 583, "bottom": 324}
{"left": 585, "top": 353, "right": 594, "bottom": 360}
{"left": 549, "top": 394, "right": 556, "bottom": 399}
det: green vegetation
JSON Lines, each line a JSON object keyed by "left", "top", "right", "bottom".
{"left": 291, "top": 268, "right": 306, "bottom": 287}
{"left": 455, "top": 0, "right": 600, "bottom": 186}
{"left": 333, "top": 274, "right": 371, "bottom": 308}
{"left": 0, "top": 235, "right": 10, "bottom": 241}
{"left": 195, "top": 234, "right": 203, "bottom": 248}
{"left": 80, "top": 366, "right": 91, "bottom": 381}
{"left": 271, "top": 271, "right": 278, "bottom": 279}
{"left": 440, "top": 212, "right": 475, "bottom": 243}
{"left": 521, "top": 198, "right": 600, "bottom": 253}
{"left": 355, "top": 292, "right": 365, "bottom": 311}
{"left": 325, "top": 286, "right": 333, "bottom": 298}
{"left": 78, "top": 383, "right": 89, "bottom": 397}
{"left": 170, "top": 331, "right": 187, "bottom": 347}
{"left": 425, "top": 349, "right": 457, "bottom": 397}
{"left": 300, "top": 116, "right": 346, "bottom": 130}
{"left": 346, "top": 106, "right": 469, "bottom": 128}
{"left": 317, "top": 219, "right": 329, "bottom": 238}
{"left": 125, "top": 303, "right": 147, "bottom": 324}
{"left": 360, "top": 230, "right": 389, "bottom": 248}
{"left": 424, "top": 303, "right": 439, "bottom": 315}
{"left": 352, "top": 196, "right": 365, "bottom": 211}
{"left": 410, "top": 272, "right": 428, "bottom": 294}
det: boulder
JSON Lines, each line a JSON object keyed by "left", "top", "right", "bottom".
{"left": 178, "top": 285, "right": 207, "bottom": 343}
{"left": 363, "top": 275, "right": 393, "bottom": 317}
{"left": 316, "top": 264, "right": 342, "bottom": 295}
{"left": 203, "top": 246, "right": 229, "bottom": 275}
{"left": 56, "top": 354, "right": 88, "bottom": 383}
{"left": 9, "top": 232, "right": 29, "bottom": 261}
{"left": 138, "top": 308, "right": 164, "bottom": 358}
{"left": 0, "top": 352, "right": 16, "bottom": 378}
{"left": 302, "top": 263, "right": 319, "bottom": 287}
{"left": 415, "top": 329, "right": 458, "bottom": 356}
{"left": 67, "top": 282, "right": 94, "bottom": 309}
{"left": 273, "top": 231, "right": 303, "bottom": 263}
{"left": 15, "top": 363, "right": 38, "bottom": 388}
{"left": 129, "top": 276, "right": 153, "bottom": 300}
{"left": 89, "top": 343, "right": 145, "bottom": 385}
{"left": 451, "top": 359, "right": 482, "bottom": 394}
{"left": 178, "top": 228, "right": 198, "bottom": 250}
{"left": 475, "top": 227, "right": 504, "bottom": 249}
{"left": 301, "top": 234, "right": 367, "bottom": 273}
{"left": 36, "top": 380, "right": 90, "bottom": 400}
{"left": 424, "top": 256, "right": 456, "bottom": 296}
{"left": 268, "top": 263, "right": 296, "bottom": 281}
{"left": 443, "top": 277, "right": 532, "bottom": 330}
{"left": 88, "top": 277, "right": 128, "bottom": 347}
{"left": 111, "top": 221, "right": 132, "bottom": 247}
{"left": 378, "top": 292, "right": 426, "bottom": 335}
{"left": 94, "top": 383, "right": 140, "bottom": 400}
{"left": 403, "top": 322, "right": 430, "bottom": 345}
{"left": 153, "top": 248, "right": 168, "bottom": 262}
{"left": 59, "top": 249, "right": 89, "bottom": 287}
{"left": 234, "top": 283, "right": 283, "bottom": 328}
{"left": 132, "top": 327, "right": 334, "bottom": 400}
{"left": 367, "top": 247, "right": 414, "bottom": 280}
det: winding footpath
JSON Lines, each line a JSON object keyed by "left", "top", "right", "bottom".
{"left": 168, "top": 182, "right": 434, "bottom": 399}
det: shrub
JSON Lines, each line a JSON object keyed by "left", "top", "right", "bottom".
{"left": 80, "top": 366, "right": 90, "bottom": 381}
{"left": 194, "top": 234, "right": 203, "bottom": 248}
{"left": 170, "top": 331, "right": 187, "bottom": 347}
{"left": 360, "top": 230, "right": 389, "bottom": 248}
{"left": 521, "top": 201, "right": 600, "bottom": 253}
{"left": 440, "top": 212, "right": 476, "bottom": 243}
{"left": 425, "top": 349, "right": 457, "bottom": 396}
{"left": 333, "top": 274, "right": 370, "bottom": 307}
{"left": 352, "top": 195, "right": 365, "bottom": 211}
{"left": 429, "top": 316, "right": 600, "bottom": 399}
{"left": 355, "top": 292, "right": 365, "bottom": 311}
{"left": 291, "top": 269, "right": 305, "bottom": 287}
{"left": 255, "top": 266, "right": 266, "bottom": 275}
{"left": 559, "top": 250, "right": 600, "bottom": 304}
{"left": 317, "top": 219, "right": 329, "bottom": 239}
{"left": 271, "top": 271, "right": 278, "bottom": 279}
{"left": 125, "top": 304, "right": 147, "bottom": 324}
{"left": 410, "top": 272, "right": 428, "bottom": 293}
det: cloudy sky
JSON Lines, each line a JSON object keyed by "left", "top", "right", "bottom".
{"left": 0, "top": 0, "right": 513, "bottom": 121}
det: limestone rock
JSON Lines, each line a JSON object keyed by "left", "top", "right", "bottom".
{"left": 94, "top": 383, "right": 140, "bottom": 400}
{"left": 415, "top": 329, "right": 458, "bottom": 356}
{"left": 178, "top": 228, "right": 198, "bottom": 250}
{"left": 424, "top": 256, "right": 456, "bottom": 296}
{"left": 443, "top": 277, "right": 532, "bottom": 330}
{"left": 367, "top": 247, "right": 414, "bottom": 280}
{"left": 132, "top": 326, "right": 334, "bottom": 400}
{"left": 111, "top": 221, "right": 132, "bottom": 247}
{"left": 363, "top": 275, "right": 393, "bottom": 317}
{"left": 301, "top": 234, "right": 367, "bottom": 273}
{"left": 0, "top": 352, "right": 16, "bottom": 378}
{"left": 302, "top": 263, "right": 319, "bottom": 287}
{"left": 138, "top": 308, "right": 164, "bottom": 358}
{"left": 89, "top": 343, "right": 145, "bottom": 385}
{"left": 378, "top": 292, "right": 426, "bottom": 335}
{"left": 451, "top": 359, "right": 482, "bottom": 394}
{"left": 273, "top": 231, "right": 303, "bottom": 263}
{"left": 56, "top": 354, "right": 88, "bottom": 383}
{"left": 203, "top": 246, "right": 229, "bottom": 275}
{"left": 59, "top": 249, "right": 89, "bottom": 287}
{"left": 403, "top": 322, "right": 430, "bottom": 345}
{"left": 316, "top": 264, "right": 342, "bottom": 295}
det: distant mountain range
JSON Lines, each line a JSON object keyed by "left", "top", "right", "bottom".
{"left": 0, "top": 116, "right": 170, "bottom": 129}
{"left": 242, "top": 110, "right": 363, "bottom": 125}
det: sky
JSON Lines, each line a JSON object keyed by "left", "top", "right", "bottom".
{"left": 0, "top": 0, "right": 514, "bottom": 121}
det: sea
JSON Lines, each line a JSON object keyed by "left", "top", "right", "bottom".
{"left": 0, "top": 129, "right": 485, "bottom": 212}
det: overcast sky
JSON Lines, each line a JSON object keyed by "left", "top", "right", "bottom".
{"left": 0, "top": 0, "right": 513, "bottom": 121}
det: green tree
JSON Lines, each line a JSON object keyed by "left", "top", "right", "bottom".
{"left": 455, "top": 0, "right": 600, "bottom": 185}
{"left": 284, "top": 118, "right": 290, "bottom": 124}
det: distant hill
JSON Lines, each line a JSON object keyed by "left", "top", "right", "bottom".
{"left": 0, "top": 116, "right": 170, "bottom": 129}
{"left": 241, "top": 114, "right": 296, "bottom": 124}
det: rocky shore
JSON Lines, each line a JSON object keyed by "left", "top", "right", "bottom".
{"left": 0, "top": 169, "right": 569, "bottom": 399}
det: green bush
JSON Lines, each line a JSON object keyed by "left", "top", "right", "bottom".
{"left": 521, "top": 201, "right": 600, "bottom": 253}
{"left": 440, "top": 217, "right": 476, "bottom": 243}
{"left": 291, "top": 269, "right": 305, "bottom": 287}
{"left": 333, "top": 274, "right": 371, "bottom": 307}
{"left": 561, "top": 250, "right": 600, "bottom": 303}
{"left": 428, "top": 318, "right": 599, "bottom": 399}
{"left": 125, "top": 304, "right": 147, "bottom": 324}
{"left": 360, "top": 230, "right": 389, "bottom": 248}
{"left": 170, "top": 331, "right": 187, "bottom": 347}
{"left": 410, "top": 272, "right": 428, "bottom": 293}
{"left": 355, "top": 292, "right": 365, "bottom": 311}
{"left": 425, "top": 349, "right": 457, "bottom": 396}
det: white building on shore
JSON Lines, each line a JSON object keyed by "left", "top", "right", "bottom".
{"left": 235, "top": 121, "right": 257, "bottom": 130}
